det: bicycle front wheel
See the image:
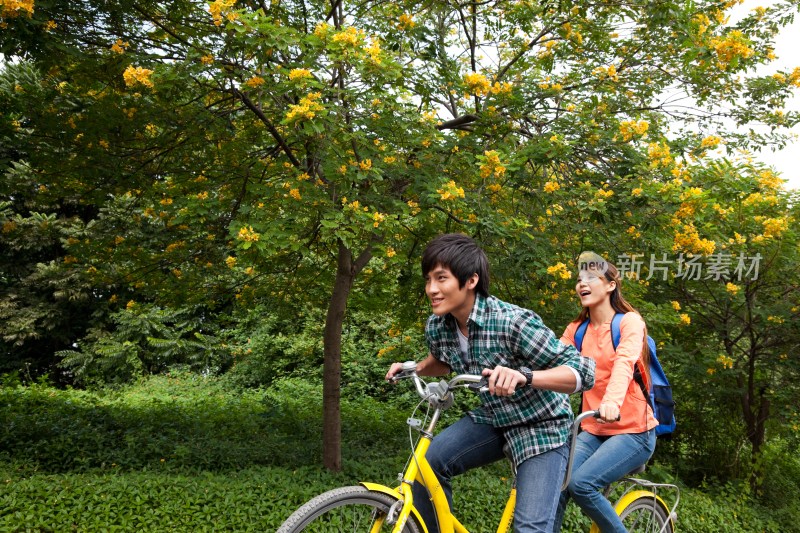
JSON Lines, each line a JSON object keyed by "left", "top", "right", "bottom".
{"left": 277, "top": 485, "right": 425, "bottom": 533}
{"left": 618, "top": 495, "right": 673, "bottom": 533}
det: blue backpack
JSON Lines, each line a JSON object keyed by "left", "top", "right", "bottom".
{"left": 574, "top": 313, "right": 677, "bottom": 437}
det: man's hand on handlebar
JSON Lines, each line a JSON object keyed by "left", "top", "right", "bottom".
{"left": 385, "top": 362, "right": 406, "bottom": 382}
{"left": 481, "top": 365, "right": 527, "bottom": 396}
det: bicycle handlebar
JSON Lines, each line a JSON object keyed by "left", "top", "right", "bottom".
{"left": 390, "top": 362, "right": 489, "bottom": 408}
{"left": 391, "top": 364, "right": 614, "bottom": 492}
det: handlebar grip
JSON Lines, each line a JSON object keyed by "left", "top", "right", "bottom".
{"left": 467, "top": 377, "right": 490, "bottom": 393}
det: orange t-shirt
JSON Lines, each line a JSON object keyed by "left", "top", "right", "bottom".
{"left": 561, "top": 312, "right": 658, "bottom": 436}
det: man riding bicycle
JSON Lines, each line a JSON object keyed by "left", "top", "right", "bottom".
{"left": 385, "top": 233, "right": 595, "bottom": 532}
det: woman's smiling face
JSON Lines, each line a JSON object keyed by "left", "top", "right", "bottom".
{"left": 576, "top": 268, "right": 615, "bottom": 308}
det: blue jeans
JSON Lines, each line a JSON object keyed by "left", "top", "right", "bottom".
{"left": 554, "top": 429, "right": 656, "bottom": 533}
{"left": 412, "top": 415, "right": 568, "bottom": 533}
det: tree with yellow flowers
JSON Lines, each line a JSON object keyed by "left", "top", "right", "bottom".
{"left": 1, "top": 0, "right": 798, "bottom": 475}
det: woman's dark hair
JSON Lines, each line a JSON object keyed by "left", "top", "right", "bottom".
{"left": 422, "top": 233, "right": 490, "bottom": 297}
{"left": 575, "top": 258, "right": 651, "bottom": 379}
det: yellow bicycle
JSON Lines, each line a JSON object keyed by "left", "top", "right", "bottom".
{"left": 277, "top": 362, "right": 679, "bottom": 533}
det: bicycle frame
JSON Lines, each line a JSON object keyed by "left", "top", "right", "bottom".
{"left": 366, "top": 370, "right": 678, "bottom": 533}
{"left": 365, "top": 371, "right": 516, "bottom": 533}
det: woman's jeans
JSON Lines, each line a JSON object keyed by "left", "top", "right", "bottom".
{"left": 554, "top": 429, "right": 656, "bottom": 533}
{"left": 411, "top": 415, "right": 568, "bottom": 533}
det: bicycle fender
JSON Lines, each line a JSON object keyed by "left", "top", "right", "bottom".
{"left": 360, "top": 482, "right": 430, "bottom": 533}
{"left": 615, "top": 489, "right": 670, "bottom": 515}
{"left": 588, "top": 490, "right": 673, "bottom": 533}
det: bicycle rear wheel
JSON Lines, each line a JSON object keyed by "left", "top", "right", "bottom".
{"left": 277, "top": 485, "right": 425, "bottom": 533}
{"left": 618, "top": 495, "right": 673, "bottom": 533}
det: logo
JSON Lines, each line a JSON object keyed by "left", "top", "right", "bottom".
{"left": 577, "top": 251, "right": 609, "bottom": 277}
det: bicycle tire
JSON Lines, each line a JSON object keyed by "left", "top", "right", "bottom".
{"left": 277, "top": 485, "right": 425, "bottom": 533}
{"left": 618, "top": 494, "right": 673, "bottom": 533}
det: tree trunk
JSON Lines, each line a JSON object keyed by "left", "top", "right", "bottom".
{"left": 740, "top": 348, "right": 770, "bottom": 492}
{"left": 322, "top": 239, "right": 373, "bottom": 471}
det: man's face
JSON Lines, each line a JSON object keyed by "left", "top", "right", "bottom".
{"left": 424, "top": 264, "right": 476, "bottom": 318}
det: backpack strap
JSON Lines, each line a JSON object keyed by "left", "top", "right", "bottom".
{"left": 611, "top": 312, "right": 653, "bottom": 408}
{"left": 574, "top": 319, "right": 590, "bottom": 352}
{"left": 609, "top": 313, "right": 624, "bottom": 350}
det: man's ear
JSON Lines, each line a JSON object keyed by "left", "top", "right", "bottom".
{"left": 465, "top": 273, "right": 479, "bottom": 291}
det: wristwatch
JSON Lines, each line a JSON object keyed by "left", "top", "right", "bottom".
{"left": 519, "top": 367, "right": 533, "bottom": 387}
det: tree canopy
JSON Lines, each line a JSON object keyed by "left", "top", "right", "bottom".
{"left": 2, "top": 0, "right": 798, "bottom": 476}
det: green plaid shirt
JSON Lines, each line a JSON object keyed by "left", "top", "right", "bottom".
{"left": 426, "top": 294, "right": 595, "bottom": 466}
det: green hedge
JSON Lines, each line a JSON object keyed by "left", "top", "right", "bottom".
{"left": 0, "top": 374, "right": 795, "bottom": 531}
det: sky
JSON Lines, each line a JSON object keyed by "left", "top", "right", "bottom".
{"left": 730, "top": 1, "right": 800, "bottom": 190}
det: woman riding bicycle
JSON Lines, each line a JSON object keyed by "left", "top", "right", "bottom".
{"left": 554, "top": 252, "right": 658, "bottom": 533}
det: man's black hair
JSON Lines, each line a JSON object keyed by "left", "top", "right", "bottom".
{"left": 421, "top": 233, "right": 490, "bottom": 297}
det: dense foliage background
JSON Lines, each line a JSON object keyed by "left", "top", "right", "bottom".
{"left": 1, "top": 0, "right": 799, "bottom": 529}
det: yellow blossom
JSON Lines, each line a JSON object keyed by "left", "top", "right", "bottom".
{"left": 208, "top": 0, "right": 236, "bottom": 26}
{"left": 372, "top": 212, "right": 385, "bottom": 227}
{"left": 110, "top": 39, "right": 129, "bottom": 54}
{"left": 631, "top": 188, "right": 643, "bottom": 196}
{"left": 359, "top": 159, "right": 372, "bottom": 171}
{"left": 716, "top": 354, "right": 734, "bottom": 369}
{"left": 700, "top": 135, "right": 722, "bottom": 149}
{"left": 365, "top": 38, "right": 382, "bottom": 64}
{"left": 464, "top": 72, "right": 491, "bottom": 97}
{"left": 386, "top": 247, "right": 396, "bottom": 258}
{"left": 165, "top": 241, "right": 184, "bottom": 253}
{"left": 647, "top": 141, "right": 673, "bottom": 168}
{"left": 285, "top": 92, "right": 325, "bottom": 123}
{"left": 618, "top": 120, "right": 649, "bottom": 141}
{"left": 673, "top": 223, "right": 716, "bottom": 255}
{"left": 289, "top": 188, "right": 301, "bottom": 200}
{"left": 729, "top": 232, "right": 746, "bottom": 245}
{"left": 710, "top": 30, "right": 754, "bottom": 69}
{"left": 437, "top": 180, "right": 465, "bottom": 201}
{"left": 331, "top": 26, "right": 366, "bottom": 47}
{"left": 225, "top": 256, "right": 237, "bottom": 268}
{"left": 123, "top": 65, "right": 154, "bottom": 88}
{"left": 671, "top": 301, "right": 681, "bottom": 311}
{"left": 126, "top": 300, "right": 136, "bottom": 310}
{"left": 679, "top": 313, "right": 691, "bottom": 326}
{"left": 479, "top": 150, "right": 506, "bottom": 179}
{"left": 726, "top": 282, "right": 740, "bottom": 295}
{"left": 546, "top": 262, "right": 572, "bottom": 280}
{"left": 757, "top": 170, "right": 783, "bottom": 190}
{"left": 0, "top": 0, "right": 34, "bottom": 18}
{"left": 397, "top": 13, "right": 415, "bottom": 30}
{"left": 490, "top": 81, "right": 513, "bottom": 95}
{"left": 288, "top": 68, "right": 312, "bottom": 81}
{"left": 237, "top": 225, "right": 260, "bottom": 242}
{"left": 244, "top": 76, "right": 265, "bottom": 88}
{"left": 762, "top": 217, "right": 788, "bottom": 238}
{"left": 201, "top": 54, "right": 214, "bottom": 65}
{"left": 383, "top": 156, "right": 396, "bottom": 164}
{"left": 544, "top": 181, "right": 560, "bottom": 193}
